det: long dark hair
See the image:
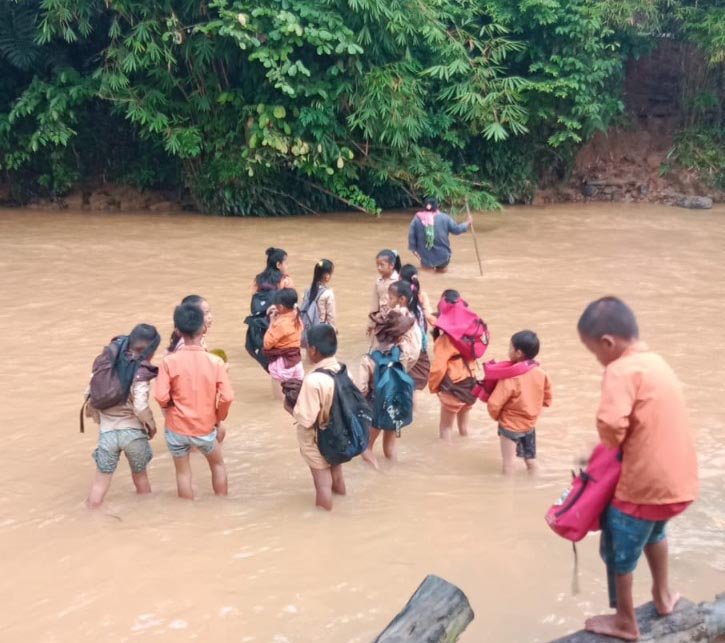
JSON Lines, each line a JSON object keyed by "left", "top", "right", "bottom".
{"left": 377, "top": 249, "right": 402, "bottom": 274}
{"left": 255, "top": 247, "right": 288, "bottom": 290}
{"left": 399, "top": 263, "right": 425, "bottom": 329}
{"left": 309, "top": 259, "right": 334, "bottom": 303}
{"left": 389, "top": 280, "right": 414, "bottom": 313}
{"left": 275, "top": 288, "right": 302, "bottom": 327}
{"left": 167, "top": 294, "right": 205, "bottom": 351}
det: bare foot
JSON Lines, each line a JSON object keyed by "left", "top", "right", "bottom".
{"left": 653, "top": 590, "right": 680, "bottom": 616}
{"left": 361, "top": 450, "right": 380, "bottom": 471}
{"left": 585, "top": 615, "right": 640, "bottom": 641}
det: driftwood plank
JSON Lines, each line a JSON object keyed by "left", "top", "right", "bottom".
{"left": 548, "top": 594, "right": 725, "bottom": 643}
{"left": 373, "top": 575, "right": 474, "bottom": 643}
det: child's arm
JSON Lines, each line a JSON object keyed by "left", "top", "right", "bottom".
{"left": 216, "top": 363, "right": 234, "bottom": 423}
{"left": 132, "top": 381, "right": 157, "bottom": 437}
{"left": 323, "top": 290, "right": 337, "bottom": 329}
{"left": 486, "top": 378, "right": 514, "bottom": 421}
{"left": 596, "top": 367, "right": 635, "bottom": 448}
{"left": 543, "top": 373, "right": 553, "bottom": 408}
{"left": 292, "top": 377, "right": 323, "bottom": 429}
{"left": 355, "top": 355, "right": 373, "bottom": 397}
{"left": 154, "top": 360, "right": 171, "bottom": 409}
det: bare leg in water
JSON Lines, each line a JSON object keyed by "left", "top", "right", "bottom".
{"left": 310, "top": 467, "right": 333, "bottom": 510}
{"left": 362, "top": 428, "right": 381, "bottom": 469}
{"left": 499, "top": 436, "right": 517, "bottom": 475}
{"left": 382, "top": 431, "right": 397, "bottom": 460}
{"left": 204, "top": 446, "right": 228, "bottom": 496}
{"left": 456, "top": 406, "right": 471, "bottom": 437}
{"left": 331, "top": 464, "right": 346, "bottom": 496}
{"left": 86, "top": 471, "right": 113, "bottom": 508}
{"left": 172, "top": 454, "right": 194, "bottom": 499}
{"left": 439, "top": 406, "right": 456, "bottom": 443}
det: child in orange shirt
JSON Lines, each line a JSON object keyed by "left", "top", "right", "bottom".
{"left": 486, "top": 330, "right": 552, "bottom": 474}
{"left": 264, "top": 288, "right": 304, "bottom": 399}
{"left": 155, "top": 303, "right": 234, "bottom": 499}
{"left": 578, "top": 296, "right": 698, "bottom": 641}
{"left": 429, "top": 291, "right": 478, "bottom": 442}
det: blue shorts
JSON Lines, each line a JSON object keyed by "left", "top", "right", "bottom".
{"left": 164, "top": 428, "right": 218, "bottom": 458}
{"left": 600, "top": 505, "right": 668, "bottom": 607}
{"left": 93, "top": 428, "right": 152, "bottom": 474}
{"left": 498, "top": 425, "right": 536, "bottom": 460}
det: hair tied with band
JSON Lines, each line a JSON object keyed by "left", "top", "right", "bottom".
{"left": 317, "top": 260, "right": 324, "bottom": 267}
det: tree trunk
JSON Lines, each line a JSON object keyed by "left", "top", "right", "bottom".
{"left": 548, "top": 594, "right": 725, "bottom": 643}
{"left": 373, "top": 575, "right": 474, "bottom": 643}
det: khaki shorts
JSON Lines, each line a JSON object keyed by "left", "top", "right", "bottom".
{"left": 296, "top": 426, "right": 330, "bottom": 470}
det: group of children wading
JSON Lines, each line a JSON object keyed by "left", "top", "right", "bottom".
{"left": 82, "top": 206, "right": 698, "bottom": 642}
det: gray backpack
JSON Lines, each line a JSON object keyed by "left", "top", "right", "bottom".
{"left": 300, "top": 286, "right": 326, "bottom": 348}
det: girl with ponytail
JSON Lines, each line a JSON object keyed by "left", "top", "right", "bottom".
{"left": 301, "top": 259, "right": 336, "bottom": 332}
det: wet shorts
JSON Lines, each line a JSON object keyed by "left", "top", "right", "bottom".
{"left": 498, "top": 425, "right": 536, "bottom": 460}
{"left": 165, "top": 428, "right": 218, "bottom": 458}
{"left": 600, "top": 505, "right": 668, "bottom": 577}
{"left": 93, "top": 428, "right": 152, "bottom": 474}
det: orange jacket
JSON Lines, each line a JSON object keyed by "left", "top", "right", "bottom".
{"left": 429, "top": 334, "right": 477, "bottom": 393}
{"left": 155, "top": 346, "right": 234, "bottom": 437}
{"left": 596, "top": 343, "right": 698, "bottom": 505}
{"left": 487, "top": 366, "right": 552, "bottom": 432}
{"left": 263, "top": 310, "right": 302, "bottom": 351}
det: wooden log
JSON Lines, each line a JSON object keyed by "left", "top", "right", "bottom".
{"left": 548, "top": 594, "right": 725, "bottom": 642}
{"left": 373, "top": 575, "right": 474, "bottom": 643}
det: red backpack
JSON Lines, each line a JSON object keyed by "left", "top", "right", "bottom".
{"left": 434, "top": 298, "right": 490, "bottom": 362}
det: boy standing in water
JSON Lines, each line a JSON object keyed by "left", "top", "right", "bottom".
{"left": 578, "top": 297, "right": 698, "bottom": 641}
{"left": 86, "top": 324, "right": 161, "bottom": 508}
{"left": 293, "top": 324, "right": 346, "bottom": 510}
{"left": 155, "top": 303, "right": 234, "bottom": 499}
{"left": 486, "top": 331, "right": 552, "bottom": 474}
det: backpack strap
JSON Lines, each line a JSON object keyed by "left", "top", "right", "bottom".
{"left": 79, "top": 396, "right": 89, "bottom": 433}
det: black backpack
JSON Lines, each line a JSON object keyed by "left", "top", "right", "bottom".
{"left": 244, "top": 290, "right": 274, "bottom": 371}
{"left": 80, "top": 334, "right": 160, "bottom": 432}
{"left": 316, "top": 365, "right": 372, "bottom": 465}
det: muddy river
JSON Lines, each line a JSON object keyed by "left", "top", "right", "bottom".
{"left": 0, "top": 203, "right": 723, "bottom": 642}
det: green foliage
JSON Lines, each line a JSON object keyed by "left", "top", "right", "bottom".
{"left": 0, "top": 0, "right": 718, "bottom": 212}
{"left": 667, "top": 127, "right": 725, "bottom": 190}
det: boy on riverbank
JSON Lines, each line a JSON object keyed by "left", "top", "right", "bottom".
{"left": 486, "top": 330, "right": 552, "bottom": 474}
{"left": 86, "top": 324, "right": 161, "bottom": 508}
{"left": 292, "top": 324, "right": 347, "bottom": 510}
{"left": 155, "top": 303, "right": 234, "bottom": 500}
{"left": 578, "top": 296, "right": 698, "bottom": 641}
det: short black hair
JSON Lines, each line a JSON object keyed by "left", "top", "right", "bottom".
{"left": 577, "top": 296, "right": 639, "bottom": 340}
{"left": 511, "top": 330, "right": 540, "bottom": 360}
{"left": 129, "top": 323, "right": 160, "bottom": 351}
{"left": 275, "top": 287, "right": 298, "bottom": 309}
{"left": 441, "top": 289, "right": 461, "bottom": 304}
{"left": 424, "top": 196, "right": 439, "bottom": 211}
{"left": 307, "top": 324, "right": 337, "bottom": 357}
{"left": 174, "top": 303, "right": 205, "bottom": 337}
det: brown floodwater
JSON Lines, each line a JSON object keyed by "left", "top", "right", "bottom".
{"left": 0, "top": 203, "right": 723, "bottom": 643}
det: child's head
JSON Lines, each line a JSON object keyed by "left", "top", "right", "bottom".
{"left": 129, "top": 323, "right": 160, "bottom": 358}
{"left": 313, "top": 259, "right": 334, "bottom": 285}
{"left": 399, "top": 264, "right": 423, "bottom": 322}
{"left": 438, "top": 289, "right": 461, "bottom": 309}
{"left": 577, "top": 296, "right": 639, "bottom": 366}
{"left": 275, "top": 288, "right": 298, "bottom": 311}
{"left": 388, "top": 280, "right": 413, "bottom": 310}
{"left": 266, "top": 247, "right": 289, "bottom": 274}
{"left": 376, "top": 249, "right": 402, "bottom": 278}
{"left": 423, "top": 196, "right": 439, "bottom": 212}
{"left": 173, "top": 303, "right": 205, "bottom": 339}
{"left": 181, "top": 294, "right": 212, "bottom": 330}
{"left": 306, "top": 323, "right": 337, "bottom": 363}
{"left": 509, "top": 330, "right": 540, "bottom": 362}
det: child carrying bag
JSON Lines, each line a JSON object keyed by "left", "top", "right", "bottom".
{"left": 434, "top": 297, "right": 489, "bottom": 362}
{"left": 244, "top": 289, "right": 274, "bottom": 371}
{"left": 545, "top": 443, "right": 622, "bottom": 542}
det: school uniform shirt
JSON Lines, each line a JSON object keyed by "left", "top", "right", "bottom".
{"left": 98, "top": 380, "right": 155, "bottom": 433}
{"left": 407, "top": 212, "right": 469, "bottom": 268}
{"left": 154, "top": 345, "right": 234, "bottom": 437}
{"left": 429, "top": 334, "right": 477, "bottom": 394}
{"left": 263, "top": 310, "right": 303, "bottom": 351}
{"left": 486, "top": 366, "right": 552, "bottom": 433}
{"left": 596, "top": 342, "right": 698, "bottom": 506}
{"left": 367, "top": 271, "right": 400, "bottom": 328}
{"left": 293, "top": 356, "right": 341, "bottom": 470}
{"left": 316, "top": 288, "right": 337, "bottom": 328}
{"left": 357, "top": 308, "right": 422, "bottom": 396}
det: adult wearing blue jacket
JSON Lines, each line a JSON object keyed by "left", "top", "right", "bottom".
{"left": 407, "top": 197, "right": 472, "bottom": 273}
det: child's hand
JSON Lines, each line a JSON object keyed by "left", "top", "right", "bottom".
{"left": 216, "top": 421, "right": 227, "bottom": 443}
{"left": 145, "top": 423, "right": 157, "bottom": 439}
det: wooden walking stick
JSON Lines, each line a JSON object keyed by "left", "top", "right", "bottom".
{"left": 465, "top": 197, "right": 484, "bottom": 276}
